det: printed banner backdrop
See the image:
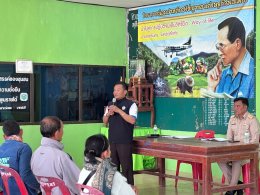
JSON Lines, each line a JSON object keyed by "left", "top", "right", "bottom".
{"left": 133, "top": 0, "right": 255, "bottom": 98}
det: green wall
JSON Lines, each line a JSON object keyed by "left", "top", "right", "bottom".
{"left": 0, "top": 0, "right": 127, "bottom": 169}
{"left": 0, "top": 0, "right": 259, "bottom": 176}
{"left": 0, "top": 0, "right": 127, "bottom": 66}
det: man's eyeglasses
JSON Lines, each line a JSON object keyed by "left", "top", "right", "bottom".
{"left": 215, "top": 42, "right": 230, "bottom": 50}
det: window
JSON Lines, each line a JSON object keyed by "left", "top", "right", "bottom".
{"left": 34, "top": 65, "right": 79, "bottom": 122}
{"left": 0, "top": 63, "right": 125, "bottom": 123}
{"left": 82, "top": 66, "right": 123, "bottom": 120}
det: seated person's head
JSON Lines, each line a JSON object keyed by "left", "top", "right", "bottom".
{"left": 2, "top": 120, "right": 22, "bottom": 139}
{"left": 84, "top": 134, "right": 110, "bottom": 163}
{"left": 40, "top": 116, "right": 63, "bottom": 141}
{"left": 234, "top": 97, "right": 249, "bottom": 107}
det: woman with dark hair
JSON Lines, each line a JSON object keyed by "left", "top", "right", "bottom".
{"left": 78, "top": 134, "right": 136, "bottom": 195}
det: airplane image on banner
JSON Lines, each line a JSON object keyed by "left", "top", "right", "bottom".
{"left": 162, "top": 37, "right": 192, "bottom": 58}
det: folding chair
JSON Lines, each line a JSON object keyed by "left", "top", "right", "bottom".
{"left": 76, "top": 183, "right": 104, "bottom": 195}
{"left": 0, "top": 165, "right": 28, "bottom": 195}
{"left": 36, "top": 176, "right": 70, "bottom": 195}
{"left": 175, "top": 130, "right": 215, "bottom": 191}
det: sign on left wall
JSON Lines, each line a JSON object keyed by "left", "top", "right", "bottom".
{"left": 0, "top": 74, "right": 30, "bottom": 112}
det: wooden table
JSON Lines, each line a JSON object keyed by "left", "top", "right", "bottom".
{"left": 132, "top": 136, "right": 259, "bottom": 195}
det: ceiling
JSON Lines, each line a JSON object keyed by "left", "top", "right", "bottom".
{"left": 61, "top": 0, "right": 178, "bottom": 9}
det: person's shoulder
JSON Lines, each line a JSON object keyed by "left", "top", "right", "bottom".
{"left": 113, "top": 171, "right": 128, "bottom": 183}
{"left": 230, "top": 115, "right": 236, "bottom": 119}
{"left": 125, "top": 98, "right": 135, "bottom": 105}
{"left": 13, "top": 142, "right": 33, "bottom": 155}
{"left": 33, "top": 143, "right": 63, "bottom": 156}
{"left": 60, "top": 151, "right": 78, "bottom": 167}
{"left": 229, "top": 115, "right": 236, "bottom": 122}
{"left": 78, "top": 168, "right": 90, "bottom": 183}
{"left": 247, "top": 113, "right": 255, "bottom": 119}
{"left": 21, "top": 142, "right": 32, "bottom": 149}
{"left": 12, "top": 141, "right": 32, "bottom": 150}
{"left": 79, "top": 167, "right": 88, "bottom": 174}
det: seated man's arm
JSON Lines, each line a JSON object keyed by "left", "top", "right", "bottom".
{"left": 19, "top": 145, "right": 40, "bottom": 190}
{"left": 249, "top": 117, "right": 260, "bottom": 143}
{"left": 61, "top": 153, "right": 81, "bottom": 194}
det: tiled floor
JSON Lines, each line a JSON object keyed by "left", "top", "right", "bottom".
{"left": 134, "top": 171, "right": 223, "bottom": 195}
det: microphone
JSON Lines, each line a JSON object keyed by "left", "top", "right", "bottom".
{"left": 112, "top": 98, "right": 116, "bottom": 105}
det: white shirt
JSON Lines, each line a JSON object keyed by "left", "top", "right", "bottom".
{"left": 78, "top": 168, "right": 135, "bottom": 195}
{"left": 104, "top": 102, "right": 138, "bottom": 119}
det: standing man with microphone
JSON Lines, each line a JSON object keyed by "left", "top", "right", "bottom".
{"left": 103, "top": 81, "right": 138, "bottom": 187}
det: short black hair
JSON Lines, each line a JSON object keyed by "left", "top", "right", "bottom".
{"left": 114, "top": 81, "right": 128, "bottom": 91}
{"left": 84, "top": 134, "right": 109, "bottom": 164}
{"left": 234, "top": 97, "right": 249, "bottom": 107}
{"left": 218, "top": 17, "right": 245, "bottom": 47}
{"left": 40, "top": 116, "right": 62, "bottom": 137}
{"left": 2, "top": 120, "right": 20, "bottom": 136}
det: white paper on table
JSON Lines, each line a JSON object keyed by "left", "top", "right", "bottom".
{"left": 172, "top": 136, "right": 193, "bottom": 139}
{"left": 161, "top": 135, "right": 173, "bottom": 138}
{"left": 206, "top": 138, "right": 228, "bottom": 142}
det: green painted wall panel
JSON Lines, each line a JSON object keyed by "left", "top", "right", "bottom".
{"left": 0, "top": 0, "right": 127, "bottom": 66}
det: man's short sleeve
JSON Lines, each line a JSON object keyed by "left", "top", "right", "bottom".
{"left": 104, "top": 106, "right": 109, "bottom": 116}
{"left": 129, "top": 103, "right": 138, "bottom": 119}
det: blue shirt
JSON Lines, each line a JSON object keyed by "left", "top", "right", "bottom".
{"left": 0, "top": 140, "right": 40, "bottom": 195}
{"left": 216, "top": 51, "right": 255, "bottom": 98}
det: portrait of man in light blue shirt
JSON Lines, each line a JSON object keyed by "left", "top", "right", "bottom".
{"left": 207, "top": 17, "right": 255, "bottom": 98}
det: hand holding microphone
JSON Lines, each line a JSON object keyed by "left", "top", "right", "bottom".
{"left": 107, "top": 98, "right": 117, "bottom": 116}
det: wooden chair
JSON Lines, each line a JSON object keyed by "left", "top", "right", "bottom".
{"left": 175, "top": 130, "right": 215, "bottom": 191}
{"left": 36, "top": 176, "right": 70, "bottom": 195}
{"left": 76, "top": 183, "right": 104, "bottom": 195}
{"left": 0, "top": 165, "right": 28, "bottom": 195}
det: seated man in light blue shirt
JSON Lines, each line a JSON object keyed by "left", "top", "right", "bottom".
{"left": 207, "top": 17, "right": 255, "bottom": 98}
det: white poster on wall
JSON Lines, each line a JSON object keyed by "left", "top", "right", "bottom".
{"left": 16, "top": 59, "right": 33, "bottom": 74}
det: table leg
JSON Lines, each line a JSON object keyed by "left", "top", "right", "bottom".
{"left": 202, "top": 159, "right": 212, "bottom": 195}
{"left": 249, "top": 153, "right": 258, "bottom": 194}
{"left": 157, "top": 157, "right": 165, "bottom": 186}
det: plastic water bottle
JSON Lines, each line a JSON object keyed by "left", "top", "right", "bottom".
{"left": 153, "top": 124, "right": 158, "bottom": 135}
{"left": 244, "top": 129, "right": 250, "bottom": 143}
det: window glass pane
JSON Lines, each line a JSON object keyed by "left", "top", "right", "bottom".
{"left": 34, "top": 65, "right": 79, "bottom": 122}
{"left": 0, "top": 64, "right": 30, "bottom": 122}
{"left": 82, "top": 66, "right": 123, "bottom": 120}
